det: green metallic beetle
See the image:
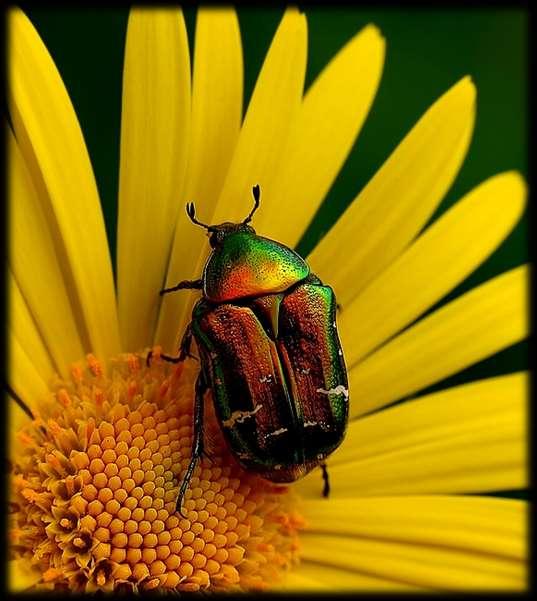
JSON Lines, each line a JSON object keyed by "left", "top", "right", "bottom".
{"left": 152, "top": 185, "right": 348, "bottom": 514}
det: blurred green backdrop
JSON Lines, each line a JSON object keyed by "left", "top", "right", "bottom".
{"left": 21, "top": 7, "right": 528, "bottom": 420}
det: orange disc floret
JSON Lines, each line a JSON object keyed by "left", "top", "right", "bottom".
{"left": 9, "top": 354, "right": 303, "bottom": 593}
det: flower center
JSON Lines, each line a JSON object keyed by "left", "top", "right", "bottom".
{"left": 9, "top": 354, "right": 304, "bottom": 592}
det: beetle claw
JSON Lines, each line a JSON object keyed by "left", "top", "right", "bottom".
{"left": 159, "top": 353, "right": 184, "bottom": 364}
{"left": 146, "top": 350, "right": 153, "bottom": 367}
{"left": 320, "top": 463, "right": 330, "bottom": 498}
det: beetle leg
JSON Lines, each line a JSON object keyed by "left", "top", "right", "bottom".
{"left": 320, "top": 462, "right": 330, "bottom": 498}
{"left": 146, "top": 324, "right": 197, "bottom": 367}
{"left": 177, "top": 323, "right": 197, "bottom": 361}
{"left": 160, "top": 278, "right": 203, "bottom": 296}
{"left": 146, "top": 349, "right": 184, "bottom": 367}
{"left": 176, "top": 371, "right": 208, "bottom": 516}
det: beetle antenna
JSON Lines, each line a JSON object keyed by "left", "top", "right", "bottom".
{"left": 186, "top": 202, "right": 215, "bottom": 231}
{"left": 243, "top": 184, "right": 261, "bottom": 225}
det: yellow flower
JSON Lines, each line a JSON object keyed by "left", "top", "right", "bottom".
{"left": 8, "top": 6, "right": 528, "bottom": 593}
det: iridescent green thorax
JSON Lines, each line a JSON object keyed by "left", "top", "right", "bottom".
{"left": 203, "top": 231, "right": 310, "bottom": 302}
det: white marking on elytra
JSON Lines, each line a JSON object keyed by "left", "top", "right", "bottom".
{"left": 274, "top": 464, "right": 283, "bottom": 470}
{"left": 316, "top": 385, "right": 349, "bottom": 399}
{"left": 300, "top": 368, "right": 310, "bottom": 375}
{"left": 265, "top": 427, "right": 288, "bottom": 438}
{"left": 338, "top": 349, "right": 343, "bottom": 356}
{"left": 222, "top": 404, "right": 263, "bottom": 428}
{"left": 303, "top": 420, "right": 318, "bottom": 428}
{"left": 259, "top": 374, "right": 273, "bottom": 383}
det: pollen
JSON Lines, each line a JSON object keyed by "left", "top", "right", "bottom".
{"left": 9, "top": 354, "right": 303, "bottom": 593}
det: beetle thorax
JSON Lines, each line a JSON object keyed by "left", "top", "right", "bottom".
{"left": 203, "top": 230, "right": 310, "bottom": 303}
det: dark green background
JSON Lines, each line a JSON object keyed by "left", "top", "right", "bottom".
{"left": 21, "top": 7, "right": 528, "bottom": 428}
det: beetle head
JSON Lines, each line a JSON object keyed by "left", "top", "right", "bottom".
{"left": 186, "top": 185, "right": 261, "bottom": 249}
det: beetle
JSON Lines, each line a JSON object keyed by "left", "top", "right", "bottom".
{"left": 150, "top": 185, "right": 348, "bottom": 515}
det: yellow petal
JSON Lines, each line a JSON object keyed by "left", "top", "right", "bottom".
{"left": 284, "top": 562, "right": 422, "bottom": 591}
{"left": 301, "top": 497, "right": 527, "bottom": 591}
{"left": 117, "top": 7, "right": 190, "bottom": 351}
{"left": 302, "top": 496, "right": 526, "bottom": 560}
{"left": 340, "top": 172, "right": 527, "bottom": 366}
{"left": 8, "top": 9, "right": 120, "bottom": 360}
{"left": 9, "top": 395, "right": 32, "bottom": 462}
{"left": 256, "top": 24, "right": 386, "bottom": 247}
{"left": 8, "top": 127, "right": 84, "bottom": 376}
{"left": 297, "top": 373, "right": 527, "bottom": 497}
{"left": 8, "top": 558, "right": 41, "bottom": 592}
{"left": 348, "top": 265, "right": 528, "bottom": 416}
{"left": 155, "top": 7, "right": 242, "bottom": 350}
{"left": 212, "top": 7, "right": 307, "bottom": 224}
{"left": 8, "top": 269, "right": 54, "bottom": 382}
{"left": 279, "top": 567, "right": 330, "bottom": 591}
{"left": 9, "top": 335, "right": 49, "bottom": 413}
{"left": 9, "top": 395, "right": 31, "bottom": 432}
{"left": 308, "top": 77, "right": 476, "bottom": 307}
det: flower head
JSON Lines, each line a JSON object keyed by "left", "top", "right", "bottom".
{"left": 11, "top": 357, "right": 303, "bottom": 592}
{"left": 8, "top": 6, "right": 528, "bottom": 593}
